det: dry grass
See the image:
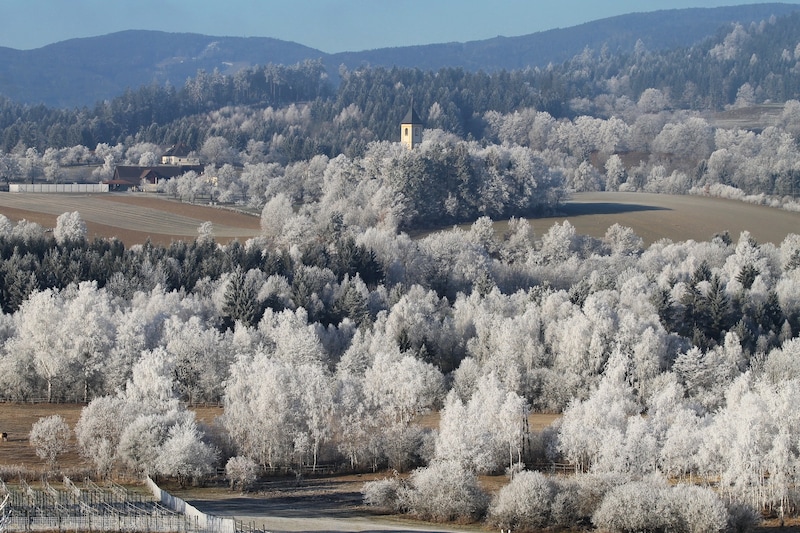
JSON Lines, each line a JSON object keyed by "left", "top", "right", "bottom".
{"left": 0, "top": 403, "right": 225, "bottom": 477}
{"left": 0, "top": 403, "right": 84, "bottom": 474}
{"left": 707, "top": 103, "right": 784, "bottom": 131}
{"left": 0, "top": 192, "right": 261, "bottom": 247}
{"left": 548, "top": 192, "right": 800, "bottom": 246}
{"left": 1, "top": 191, "right": 798, "bottom": 250}
{"left": 419, "top": 192, "right": 800, "bottom": 247}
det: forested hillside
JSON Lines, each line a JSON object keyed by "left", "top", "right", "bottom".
{"left": 2, "top": 8, "right": 800, "bottom": 532}
{"left": 1, "top": 4, "right": 797, "bottom": 107}
{"left": 3, "top": 11, "right": 800, "bottom": 157}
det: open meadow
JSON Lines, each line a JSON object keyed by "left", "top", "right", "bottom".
{"left": 0, "top": 191, "right": 798, "bottom": 248}
{"left": 539, "top": 192, "right": 800, "bottom": 246}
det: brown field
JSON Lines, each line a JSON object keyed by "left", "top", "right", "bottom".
{"left": 0, "top": 192, "right": 261, "bottom": 247}
{"left": 0, "top": 191, "right": 798, "bottom": 250}
{"left": 707, "top": 103, "right": 784, "bottom": 131}
{"left": 0, "top": 403, "right": 223, "bottom": 473}
{"left": 543, "top": 192, "right": 800, "bottom": 246}
{"left": 425, "top": 192, "right": 800, "bottom": 247}
{"left": 0, "top": 403, "right": 84, "bottom": 471}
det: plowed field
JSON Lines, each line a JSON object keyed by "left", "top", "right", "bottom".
{"left": 0, "top": 191, "right": 798, "bottom": 248}
{"left": 0, "top": 193, "right": 261, "bottom": 247}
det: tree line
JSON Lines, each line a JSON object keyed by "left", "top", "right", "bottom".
{"left": 3, "top": 12, "right": 800, "bottom": 157}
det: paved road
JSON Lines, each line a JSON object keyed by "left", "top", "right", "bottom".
{"left": 183, "top": 485, "right": 483, "bottom": 533}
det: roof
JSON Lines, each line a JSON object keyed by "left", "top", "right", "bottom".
{"left": 112, "top": 165, "right": 205, "bottom": 185}
{"left": 162, "top": 143, "right": 192, "bottom": 158}
{"left": 401, "top": 104, "right": 423, "bottom": 125}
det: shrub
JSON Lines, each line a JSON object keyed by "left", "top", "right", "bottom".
{"left": 727, "top": 502, "right": 761, "bottom": 533}
{"left": 383, "top": 424, "right": 429, "bottom": 473}
{"left": 593, "top": 479, "right": 677, "bottom": 533}
{"left": 551, "top": 479, "right": 583, "bottom": 528}
{"left": 401, "top": 460, "right": 489, "bottom": 523}
{"left": 671, "top": 484, "right": 728, "bottom": 533}
{"left": 362, "top": 476, "right": 403, "bottom": 512}
{"left": 225, "top": 456, "right": 258, "bottom": 491}
{"left": 488, "top": 470, "right": 556, "bottom": 530}
{"left": 573, "top": 473, "right": 626, "bottom": 520}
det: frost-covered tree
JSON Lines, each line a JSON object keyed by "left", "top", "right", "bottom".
{"left": 200, "top": 136, "right": 236, "bottom": 166}
{"left": 29, "top": 414, "right": 71, "bottom": 469}
{"left": 6, "top": 288, "right": 69, "bottom": 402}
{"left": 604, "top": 154, "right": 627, "bottom": 191}
{"left": 363, "top": 349, "right": 445, "bottom": 425}
{"left": 138, "top": 151, "right": 158, "bottom": 167}
{"left": 156, "top": 419, "right": 217, "bottom": 486}
{"left": 74, "top": 395, "right": 130, "bottom": 476}
{"left": 652, "top": 117, "right": 714, "bottom": 164}
{"left": 539, "top": 221, "right": 577, "bottom": 263}
{"left": 604, "top": 224, "right": 643, "bottom": 256}
{"left": 60, "top": 282, "right": 117, "bottom": 401}
{"left": 435, "top": 373, "right": 529, "bottom": 474}
{"left": 117, "top": 413, "right": 173, "bottom": 477}
{"left": 163, "top": 316, "right": 232, "bottom": 404}
{"left": 557, "top": 351, "right": 639, "bottom": 472}
{"left": 223, "top": 353, "right": 329, "bottom": 468}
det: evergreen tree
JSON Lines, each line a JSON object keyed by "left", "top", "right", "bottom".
{"left": 222, "top": 267, "right": 261, "bottom": 328}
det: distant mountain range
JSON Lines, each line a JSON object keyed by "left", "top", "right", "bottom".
{"left": 1, "top": 3, "right": 799, "bottom": 108}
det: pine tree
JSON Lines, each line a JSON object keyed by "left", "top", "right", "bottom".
{"left": 222, "top": 267, "right": 260, "bottom": 328}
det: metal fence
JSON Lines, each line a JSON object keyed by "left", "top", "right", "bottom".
{"left": 7, "top": 513, "right": 189, "bottom": 532}
{"left": 145, "top": 478, "right": 235, "bottom": 533}
{"left": 0, "top": 477, "right": 189, "bottom": 532}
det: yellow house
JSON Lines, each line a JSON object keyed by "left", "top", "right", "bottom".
{"left": 401, "top": 103, "right": 423, "bottom": 150}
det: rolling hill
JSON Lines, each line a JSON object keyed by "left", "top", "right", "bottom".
{"left": 1, "top": 3, "right": 799, "bottom": 108}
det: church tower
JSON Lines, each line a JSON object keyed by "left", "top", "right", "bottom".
{"left": 401, "top": 102, "right": 423, "bottom": 150}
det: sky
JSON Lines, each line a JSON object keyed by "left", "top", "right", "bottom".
{"left": 2, "top": 0, "right": 800, "bottom": 53}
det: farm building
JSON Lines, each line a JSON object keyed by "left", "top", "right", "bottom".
{"left": 108, "top": 164, "right": 204, "bottom": 191}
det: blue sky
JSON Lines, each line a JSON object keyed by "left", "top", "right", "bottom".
{"left": 2, "top": 1, "right": 799, "bottom": 52}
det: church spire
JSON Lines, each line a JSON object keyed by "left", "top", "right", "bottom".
{"left": 401, "top": 100, "right": 423, "bottom": 149}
